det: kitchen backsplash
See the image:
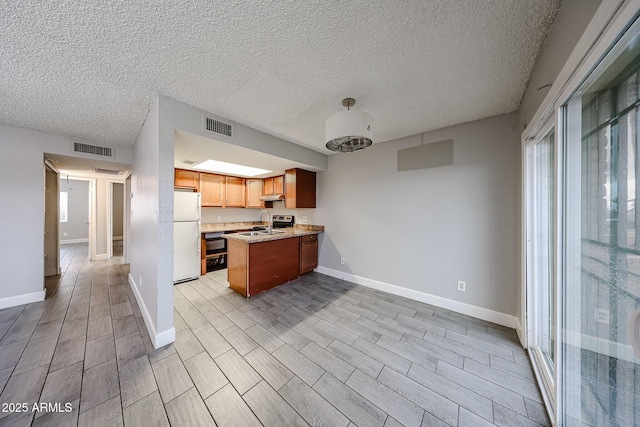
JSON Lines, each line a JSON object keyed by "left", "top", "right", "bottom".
{"left": 201, "top": 201, "right": 319, "bottom": 225}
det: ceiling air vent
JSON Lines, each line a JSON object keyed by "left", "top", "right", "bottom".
{"left": 72, "top": 142, "right": 114, "bottom": 158}
{"left": 204, "top": 116, "right": 233, "bottom": 138}
{"left": 93, "top": 167, "right": 122, "bottom": 175}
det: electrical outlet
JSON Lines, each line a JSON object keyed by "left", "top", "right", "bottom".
{"left": 457, "top": 280, "right": 466, "bottom": 292}
{"left": 217, "top": 216, "right": 222, "bottom": 222}
{"left": 594, "top": 308, "right": 610, "bottom": 324}
{"left": 302, "top": 215, "right": 308, "bottom": 223}
{"left": 340, "top": 257, "right": 345, "bottom": 265}
{"left": 63, "top": 232, "right": 68, "bottom": 237}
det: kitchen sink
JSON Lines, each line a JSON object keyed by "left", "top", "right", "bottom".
{"left": 238, "top": 231, "right": 262, "bottom": 236}
{"left": 237, "top": 230, "right": 285, "bottom": 237}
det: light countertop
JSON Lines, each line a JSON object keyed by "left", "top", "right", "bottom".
{"left": 221, "top": 224, "right": 323, "bottom": 243}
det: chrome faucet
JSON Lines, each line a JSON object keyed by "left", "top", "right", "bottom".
{"left": 259, "top": 209, "right": 272, "bottom": 234}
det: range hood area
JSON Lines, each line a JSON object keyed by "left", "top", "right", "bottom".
{"left": 259, "top": 193, "right": 285, "bottom": 202}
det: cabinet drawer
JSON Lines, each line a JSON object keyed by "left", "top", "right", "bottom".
{"left": 300, "top": 234, "right": 317, "bottom": 242}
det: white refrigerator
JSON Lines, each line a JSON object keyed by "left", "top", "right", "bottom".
{"left": 174, "top": 191, "right": 201, "bottom": 284}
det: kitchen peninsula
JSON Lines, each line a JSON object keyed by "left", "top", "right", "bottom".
{"left": 223, "top": 225, "right": 323, "bottom": 297}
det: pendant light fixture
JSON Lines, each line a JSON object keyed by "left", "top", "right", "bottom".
{"left": 325, "top": 98, "right": 373, "bottom": 152}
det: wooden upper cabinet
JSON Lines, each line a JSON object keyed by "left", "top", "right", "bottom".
{"left": 200, "top": 173, "right": 225, "bottom": 207}
{"left": 274, "top": 175, "right": 284, "bottom": 195}
{"left": 225, "top": 176, "right": 246, "bottom": 207}
{"left": 174, "top": 169, "right": 199, "bottom": 190}
{"left": 263, "top": 177, "right": 274, "bottom": 196}
{"left": 245, "top": 179, "right": 264, "bottom": 209}
{"left": 263, "top": 175, "right": 284, "bottom": 196}
{"left": 284, "top": 168, "right": 316, "bottom": 208}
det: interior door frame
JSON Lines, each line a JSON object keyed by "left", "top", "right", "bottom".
{"left": 107, "top": 179, "right": 127, "bottom": 259}
{"left": 43, "top": 160, "right": 60, "bottom": 278}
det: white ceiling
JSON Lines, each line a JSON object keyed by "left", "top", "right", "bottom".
{"left": 174, "top": 131, "right": 324, "bottom": 178}
{"left": 2, "top": 1, "right": 559, "bottom": 154}
{"left": 46, "top": 153, "right": 130, "bottom": 180}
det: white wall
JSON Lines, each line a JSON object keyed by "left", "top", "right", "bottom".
{"left": 518, "top": 0, "right": 602, "bottom": 130}
{"left": 0, "top": 124, "right": 132, "bottom": 309}
{"left": 129, "top": 97, "right": 173, "bottom": 348}
{"left": 316, "top": 113, "right": 519, "bottom": 326}
{"left": 60, "top": 179, "right": 89, "bottom": 242}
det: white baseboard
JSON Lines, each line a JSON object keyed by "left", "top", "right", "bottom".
{"left": 0, "top": 290, "right": 46, "bottom": 310}
{"left": 92, "top": 254, "right": 109, "bottom": 261}
{"left": 315, "top": 266, "right": 518, "bottom": 329}
{"left": 61, "top": 238, "right": 89, "bottom": 244}
{"left": 128, "top": 273, "right": 176, "bottom": 349}
{"left": 113, "top": 236, "right": 123, "bottom": 241}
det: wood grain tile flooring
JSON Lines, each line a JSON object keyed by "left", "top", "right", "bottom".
{"left": 0, "top": 243, "right": 549, "bottom": 426}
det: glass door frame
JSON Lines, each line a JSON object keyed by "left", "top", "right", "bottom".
{"left": 524, "top": 112, "right": 562, "bottom": 423}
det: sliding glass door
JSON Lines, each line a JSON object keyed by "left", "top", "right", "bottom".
{"left": 561, "top": 18, "right": 640, "bottom": 427}
{"left": 526, "top": 11, "right": 640, "bottom": 426}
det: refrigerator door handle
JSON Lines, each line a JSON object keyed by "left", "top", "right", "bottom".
{"left": 629, "top": 307, "right": 640, "bottom": 359}
{"left": 197, "top": 221, "right": 201, "bottom": 254}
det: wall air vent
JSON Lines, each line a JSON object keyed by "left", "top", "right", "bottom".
{"left": 204, "top": 116, "right": 233, "bottom": 138}
{"left": 93, "top": 167, "right": 122, "bottom": 175}
{"left": 72, "top": 142, "right": 115, "bottom": 158}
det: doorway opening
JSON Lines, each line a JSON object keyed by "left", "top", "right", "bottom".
{"left": 44, "top": 162, "right": 59, "bottom": 278}
{"left": 110, "top": 181, "right": 125, "bottom": 258}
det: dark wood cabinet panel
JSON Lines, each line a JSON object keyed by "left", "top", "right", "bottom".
{"left": 228, "top": 236, "right": 313, "bottom": 298}
{"left": 175, "top": 169, "right": 199, "bottom": 190}
{"left": 284, "top": 169, "right": 316, "bottom": 209}
{"left": 300, "top": 234, "right": 318, "bottom": 274}
{"left": 248, "top": 238, "right": 299, "bottom": 297}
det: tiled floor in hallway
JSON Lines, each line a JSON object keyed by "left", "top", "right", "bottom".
{"left": 0, "top": 243, "right": 550, "bottom": 426}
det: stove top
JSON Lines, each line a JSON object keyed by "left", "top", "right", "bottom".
{"left": 272, "top": 215, "right": 294, "bottom": 228}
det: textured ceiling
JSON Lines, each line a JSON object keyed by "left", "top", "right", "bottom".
{"left": 1, "top": 1, "right": 558, "bottom": 154}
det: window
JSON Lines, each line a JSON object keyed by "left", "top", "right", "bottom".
{"left": 60, "top": 191, "right": 68, "bottom": 222}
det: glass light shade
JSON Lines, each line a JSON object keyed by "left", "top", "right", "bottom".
{"left": 325, "top": 109, "right": 373, "bottom": 152}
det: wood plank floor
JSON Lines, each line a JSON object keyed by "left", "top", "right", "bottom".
{"left": 0, "top": 243, "right": 550, "bottom": 426}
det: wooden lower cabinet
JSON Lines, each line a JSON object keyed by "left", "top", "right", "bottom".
{"left": 228, "top": 237, "right": 300, "bottom": 297}
{"left": 299, "top": 234, "right": 318, "bottom": 274}
{"left": 227, "top": 234, "right": 319, "bottom": 297}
